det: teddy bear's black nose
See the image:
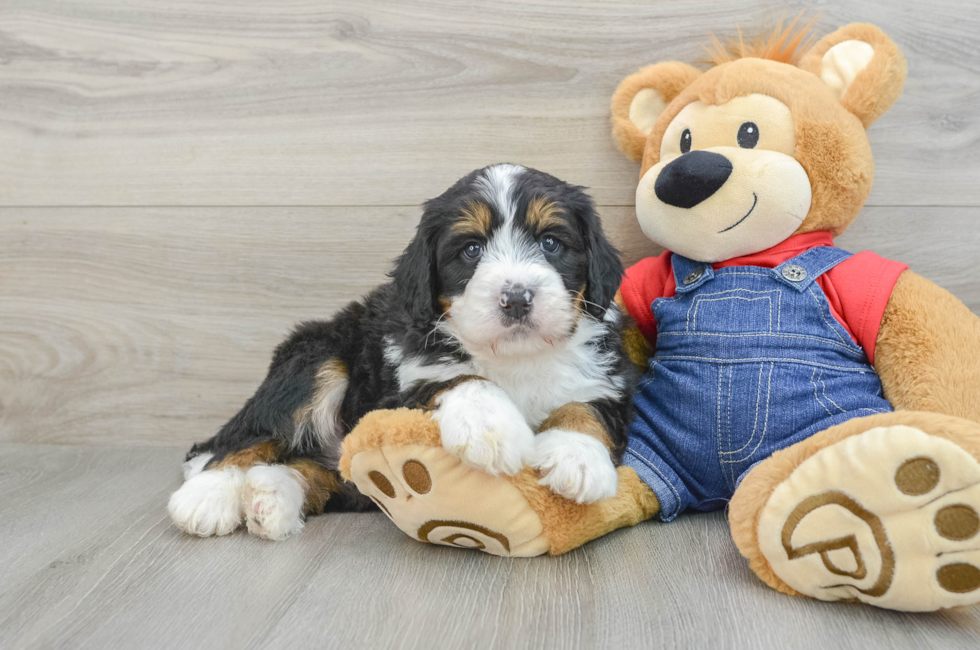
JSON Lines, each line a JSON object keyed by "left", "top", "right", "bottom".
{"left": 654, "top": 150, "right": 733, "bottom": 209}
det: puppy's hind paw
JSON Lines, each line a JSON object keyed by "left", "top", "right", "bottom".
{"left": 244, "top": 465, "right": 307, "bottom": 541}
{"left": 168, "top": 467, "right": 246, "bottom": 537}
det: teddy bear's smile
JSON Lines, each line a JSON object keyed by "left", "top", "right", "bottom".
{"left": 719, "top": 192, "right": 758, "bottom": 233}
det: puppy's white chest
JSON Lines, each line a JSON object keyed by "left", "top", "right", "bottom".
{"left": 483, "top": 371, "right": 564, "bottom": 428}
{"left": 474, "top": 344, "right": 620, "bottom": 429}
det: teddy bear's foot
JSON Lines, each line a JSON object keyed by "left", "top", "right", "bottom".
{"left": 732, "top": 412, "right": 980, "bottom": 611}
{"left": 340, "top": 408, "right": 661, "bottom": 556}
{"left": 342, "top": 409, "right": 551, "bottom": 556}
{"left": 349, "top": 441, "right": 551, "bottom": 556}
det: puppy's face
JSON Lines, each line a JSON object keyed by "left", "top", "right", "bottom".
{"left": 394, "top": 165, "right": 623, "bottom": 357}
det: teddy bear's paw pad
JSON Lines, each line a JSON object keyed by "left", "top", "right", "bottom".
{"left": 757, "top": 425, "right": 980, "bottom": 611}
{"left": 243, "top": 465, "right": 306, "bottom": 541}
{"left": 168, "top": 467, "right": 246, "bottom": 537}
{"left": 349, "top": 444, "right": 549, "bottom": 557}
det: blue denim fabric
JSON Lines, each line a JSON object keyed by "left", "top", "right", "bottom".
{"left": 623, "top": 246, "right": 892, "bottom": 521}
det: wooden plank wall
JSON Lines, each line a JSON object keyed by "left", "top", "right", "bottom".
{"left": 2, "top": 0, "right": 979, "bottom": 446}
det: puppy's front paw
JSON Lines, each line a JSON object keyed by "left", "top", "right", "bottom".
{"left": 244, "top": 465, "right": 306, "bottom": 541}
{"left": 433, "top": 380, "right": 534, "bottom": 476}
{"left": 168, "top": 467, "right": 246, "bottom": 537}
{"left": 532, "top": 429, "right": 618, "bottom": 504}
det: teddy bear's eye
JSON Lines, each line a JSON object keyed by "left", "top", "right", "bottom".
{"left": 680, "top": 128, "right": 692, "bottom": 154}
{"left": 737, "top": 122, "right": 760, "bottom": 149}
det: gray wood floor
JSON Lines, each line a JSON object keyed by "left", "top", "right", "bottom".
{"left": 1, "top": 443, "right": 979, "bottom": 650}
{"left": 2, "top": 1, "right": 980, "bottom": 648}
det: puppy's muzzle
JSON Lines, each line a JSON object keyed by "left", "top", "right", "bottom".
{"left": 499, "top": 285, "right": 534, "bottom": 323}
{"left": 654, "top": 150, "right": 733, "bottom": 209}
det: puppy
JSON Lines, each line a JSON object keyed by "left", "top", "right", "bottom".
{"left": 168, "top": 164, "right": 635, "bottom": 540}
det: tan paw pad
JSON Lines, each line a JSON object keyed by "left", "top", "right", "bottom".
{"left": 758, "top": 425, "right": 980, "bottom": 611}
{"left": 348, "top": 444, "right": 549, "bottom": 557}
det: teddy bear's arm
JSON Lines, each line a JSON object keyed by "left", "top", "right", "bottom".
{"left": 874, "top": 270, "right": 980, "bottom": 422}
{"left": 615, "top": 290, "right": 654, "bottom": 368}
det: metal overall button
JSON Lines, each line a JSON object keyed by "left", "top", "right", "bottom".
{"left": 683, "top": 267, "right": 705, "bottom": 285}
{"left": 781, "top": 264, "right": 808, "bottom": 282}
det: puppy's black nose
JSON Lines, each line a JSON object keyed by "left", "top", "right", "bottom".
{"left": 654, "top": 150, "right": 733, "bottom": 209}
{"left": 499, "top": 286, "right": 533, "bottom": 321}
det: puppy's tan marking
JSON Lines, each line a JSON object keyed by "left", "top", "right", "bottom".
{"left": 573, "top": 284, "right": 587, "bottom": 314}
{"left": 286, "top": 459, "right": 342, "bottom": 515}
{"left": 539, "top": 402, "right": 614, "bottom": 451}
{"left": 526, "top": 197, "right": 563, "bottom": 232}
{"left": 616, "top": 289, "right": 654, "bottom": 368}
{"left": 438, "top": 295, "right": 453, "bottom": 315}
{"left": 452, "top": 202, "right": 493, "bottom": 237}
{"left": 292, "top": 359, "right": 348, "bottom": 449}
{"left": 213, "top": 440, "right": 282, "bottom": 470}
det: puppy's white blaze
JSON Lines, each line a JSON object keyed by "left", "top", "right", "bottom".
{"left": 476, "top": 163, "right": 524, "bottom": 225}
{"left": 384, "top": 340, "right": 476, "bottom": 391}
{"left": 244, "top": 465, "right": 307, "bottom": 541}
{"left": 168, "top": 466, "right": 246, "bottom": 537}
{"left": 433, "top": 379, "right": 535, "bottom": 476}
{"left": 484, "top": 218, "right": 540, "bottom": 265}
{"left": 182, "top": 452, "right": 213, "bottom": 480}
{"left": 533, "top": 429, "right": 619, "bottom": 504}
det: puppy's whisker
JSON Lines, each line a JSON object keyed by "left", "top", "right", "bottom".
{"left": 576, "top": 296, "right": 609, "bottom": 314}
{"left": 423, "top": 312, "right": 450, "bottom": 349}
{"left": 433, "top": 318, "right": 466, "bottom": 354}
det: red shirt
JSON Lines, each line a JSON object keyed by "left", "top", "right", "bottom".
{"left": 619, "top": 231, "right": 908, "bottom": 365}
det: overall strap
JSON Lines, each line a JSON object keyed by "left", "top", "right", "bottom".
{"left": 772, "top": 245, "right": 853, "bottom": 292}
{"left": 670, "top": 254, "right": 715, "bottom": 294}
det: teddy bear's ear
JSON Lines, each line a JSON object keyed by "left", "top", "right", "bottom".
{"left": 611, "top": 62, "right": 702, "bottom": 161}
{"left": 799, "top": 23, "right": 907, "bottom": 128}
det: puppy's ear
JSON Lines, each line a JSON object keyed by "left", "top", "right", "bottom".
{"left": 798, "top": 23, "right": 906, "bottom": 128}
{"left": 576, "top": 197, "right": 624, "bottom": 320}
{"left": 389, "top": 221, "right": 438, "bottom": 328}
{"left": 611, "top": 62, "right": 702, "bottom": 161}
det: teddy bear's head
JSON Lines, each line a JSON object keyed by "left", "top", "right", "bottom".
{"left": 611, "top": 21, "right": 907, "bottom": 263}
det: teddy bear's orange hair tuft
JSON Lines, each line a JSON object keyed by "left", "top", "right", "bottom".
{"left": 704, "top": 13, "right": 819, "bottom": 67}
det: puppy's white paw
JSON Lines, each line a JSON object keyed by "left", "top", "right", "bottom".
{"left": 433, "top": 379, "right": 534, "bottom": 476}
{"left": 244, "top": 465, "right": 306, "bottom": 541}
{"left": 181, "top": 452, "right": 213, "bottom": 480}
{"left": 168, "top": 467, "right": 245, "bottom": 537}
{"left": 532, "top": 429, "right": 618, "bottom": 504}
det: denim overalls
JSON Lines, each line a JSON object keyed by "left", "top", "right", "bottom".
{"left": 623, "top": 246, "right": 893, "bottom": 520}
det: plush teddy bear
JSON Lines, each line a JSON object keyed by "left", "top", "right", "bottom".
{"left": 340, "top": 20, "right": 980, "bottom": 612}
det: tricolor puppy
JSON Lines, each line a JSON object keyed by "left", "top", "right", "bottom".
{"left": 168, "top": 164, "right": 635, "bottom": 541}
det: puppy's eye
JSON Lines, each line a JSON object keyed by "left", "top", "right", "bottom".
{"left": 462, "top": 242, "right": 483, "bottom": 260}
{"left": 680, "top": 128, "right": 692, "bottom": 154}
{"left": 737, "top": 122, "right": 759, "bottom": 148}
{"left": 540, "top": 236, "right": 561, "bottom": 254}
